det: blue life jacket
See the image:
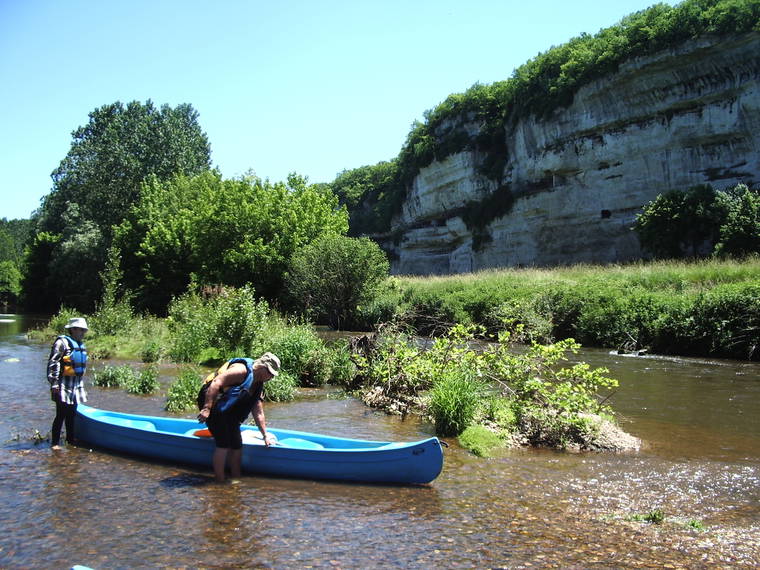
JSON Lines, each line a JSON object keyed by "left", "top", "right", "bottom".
{"left": 60, "top": 335, "right": 87, "bottom": 377}
{"left": 216, "top": 358, "right": 259, "bottom": 419}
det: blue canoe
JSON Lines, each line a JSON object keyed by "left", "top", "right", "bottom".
{"left": 74, "top": 405, "right": 444, "bottom": 485}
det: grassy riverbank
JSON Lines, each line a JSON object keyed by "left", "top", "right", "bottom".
{"left": 374, "top": 257, "right": 760, "bottom": 360}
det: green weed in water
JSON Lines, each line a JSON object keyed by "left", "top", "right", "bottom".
{"left": 687, "top": 519, "right": 704, "bottom": 530}
{"left": 263, "top": 371, "right": 297, "bottom": 402}
{"left": 125, "top": 364, "right": 159, "bottom": 395}
{"left": 165, "top": 367, "right": 203, "bottom": 412}
{"left": 458, "top": 425, "right": 503, "bottom": 457}
{"left": 92, "top": 365, "right": 135, "bottom": 388}
{"left": 628, "top": 509, "right": 665, "bottom": 524}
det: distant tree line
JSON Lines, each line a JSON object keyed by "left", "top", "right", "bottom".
{"left": 12, "top": 99, "right": 387, "bottom": 328}
{"left": 0, "top": 218, "right": 32, "bottom": 309}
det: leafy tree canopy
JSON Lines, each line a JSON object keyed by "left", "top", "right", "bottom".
{"left": 634, "top": 182, "right": 760, "bottom": 259}
{"left": 0, "top": 260, "right": 22, "bottom": 307}
{"left": 40, "top": 100, "right": 211, "bottom": 237}
{"left": 27, "top": 100, "right": 211, "bottom": 311}
{"left": 714, "top": 183, "right": 760, "bottom": 256}
{"left": 0, "top": 219, "right": 33, "bottom": 264}
{"left": 329, "top": 160, "right": 401, "bottom": 235}
{"left": 115, "top": 170, "right": 349, "bottom": 313}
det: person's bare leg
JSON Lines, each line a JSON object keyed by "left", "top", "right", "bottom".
{"left": 228, "top": 449, "right": 242, "bottom": 479}
{"left": 213, "top": 447, "right": 229, "bottom": 482}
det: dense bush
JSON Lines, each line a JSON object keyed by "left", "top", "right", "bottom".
{"left": 124, "top": 365, "right": 159, "bottom": 395}
{"left": 263, "top": 371, "right": 298, "bottom": 402}
{"left": 252, "top": 320, "right": 332, "bottom": 387}
{"left": 92, "top": 365, "right": 135, "bottom": 388}
{"left": 167, "top": 285, "right": 269, "bottom": 363}
{"left": 634, "top": 183, "right": 760, "bottom": 259}
{"left": 714, "top": 184, "right": 760, "bottom": 256}
{"left": 355, "top": 323, "right": 620, "bottom": 448}
{"left": 166, "top": 284, "right": 348, "bottom": 386}
{"left": 285, "top": 234, "right": 390, "bottom": 329}
{"left": 429, "top": 368, "right": 484, "bottom": 437}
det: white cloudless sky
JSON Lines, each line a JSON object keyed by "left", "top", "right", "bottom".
{"left": 0, "top": 0, "right": 677, "bottom": 220}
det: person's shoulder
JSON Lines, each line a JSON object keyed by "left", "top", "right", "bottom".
{"left": 222, "top": 361, "right": 249, "bottom": 381}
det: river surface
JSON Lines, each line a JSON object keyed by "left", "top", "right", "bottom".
{"left": 1, "top": 315, "right": 758, "bottom": 568}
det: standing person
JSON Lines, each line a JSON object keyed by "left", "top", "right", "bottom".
{"left": 197, "top": 352, "right": 281, "bottom": 482}
{"left": 47, "top": 317, "right": 89, "bottom": 450}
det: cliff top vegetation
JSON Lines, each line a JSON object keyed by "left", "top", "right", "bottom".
{"left": 331, "top": 0, "right": 760, "bottom": 234}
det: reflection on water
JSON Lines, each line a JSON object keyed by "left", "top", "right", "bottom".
{"left": 0, "top": 319, "right": 759, "bottom": 567}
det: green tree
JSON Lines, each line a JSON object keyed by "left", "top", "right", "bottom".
{"left": 0, "top": 260, "right": 21, "bottom": 309}
{"left": 714, "top": 183, "right": 760, "bottom": 257}
{"left": 20, "top": 231, "right": 61, "bottom": 312}
{"left": 28, "top": 100, "right": 211, "bottom": 312}
{"left": 285, "top": 234, "right": 390, "bottom": 329}
{"left": 633, "top": 185, "right": 722, "bottom": 258}
{"left": 0, "top": 229, "right": 16, "bottom": 265}
{"left": 114, "top": 171, "right": 216, "bottom": 313}
{"left": 0, "top": 219, "right": 33, "bottom": 263}
{"left": 329, "top": 161, "right": 402, "bottom": 235}
{"left": 115, "top": 171, "right": 349, "bottom": 313}
{"left": 41, "top": 100, "right": 211, "bottom": 237}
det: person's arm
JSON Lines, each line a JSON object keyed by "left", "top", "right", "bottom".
{"left": 197, "top": 363, "right": 248, "bottom": 422}
{"left": 251, "top": 399, "right": 275, "bottom": 446}
{"left": 47, "top": 339, "right": 65, "bottom": 391}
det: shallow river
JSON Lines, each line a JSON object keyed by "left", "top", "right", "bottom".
{"left": 1, "top": 315, "right": 758, "bottom": 568}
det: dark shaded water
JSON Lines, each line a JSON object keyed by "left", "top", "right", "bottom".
{"left": 1, "top": 315, "right": 759, "bottom": 568}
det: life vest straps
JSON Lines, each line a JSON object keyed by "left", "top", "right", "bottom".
{"left": 59, "top": 335, "right": 87, "bottom": 377}
{"left": 215, "top": 358, "right": 256, "bottom": 415}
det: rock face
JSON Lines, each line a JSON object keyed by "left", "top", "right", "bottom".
{"left": 386, "top": 33, "right": 760, "bottom": 275}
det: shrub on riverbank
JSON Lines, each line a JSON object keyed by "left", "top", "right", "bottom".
{"left": 353, "top": 323, "right": 630, "bottom": 451}
{"left": 389, "top": 258, "right": 760, "bottom": 360}
{"left": 34, "top": 284, "right": 353, "bottom": 406}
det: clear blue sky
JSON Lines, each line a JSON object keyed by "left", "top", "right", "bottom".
{"left": 0, "top": 0, "right": 676, "bottom": 220}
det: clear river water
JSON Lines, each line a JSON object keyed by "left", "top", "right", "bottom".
{"left": 0, "top": 315, "right": 758, "bottom": 568}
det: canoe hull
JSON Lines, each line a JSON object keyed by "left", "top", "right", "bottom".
{"left": 75, "top": 406, "right": 443, "bottom": 485}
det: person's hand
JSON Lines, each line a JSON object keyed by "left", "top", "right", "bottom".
{"left": 263, "top": 433, "right": 276, "bottom": 447}
{"left": 197, "top": 407, "right": 210, "bottom": 423}
{"left": 50, "top": 386, "right": 60, "bottom": 402}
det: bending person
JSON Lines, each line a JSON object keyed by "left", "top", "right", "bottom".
{"left": 197, "top": 353, "right": 281, "bottom": 482}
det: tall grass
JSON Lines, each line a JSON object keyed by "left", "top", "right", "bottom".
{"left": 392, "top": 257, "right": 760, "bottom": 359}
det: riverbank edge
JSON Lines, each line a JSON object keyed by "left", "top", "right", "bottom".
{"left": 379, "top": 257, "right": 760, "bottom": 361}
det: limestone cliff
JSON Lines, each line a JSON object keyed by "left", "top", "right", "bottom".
{"left": 385, "top": 33, "right": 760, "bottom": 275}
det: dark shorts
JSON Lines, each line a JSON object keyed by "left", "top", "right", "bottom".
{"left": 206, "top": 411, "right": 243, "bottom": 450}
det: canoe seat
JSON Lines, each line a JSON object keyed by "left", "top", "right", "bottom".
{"left": 105, "top": 417, "right": 156, "bottom": 431}
{"left": 277, "top": 438, "right": 324, "bottom": 450}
